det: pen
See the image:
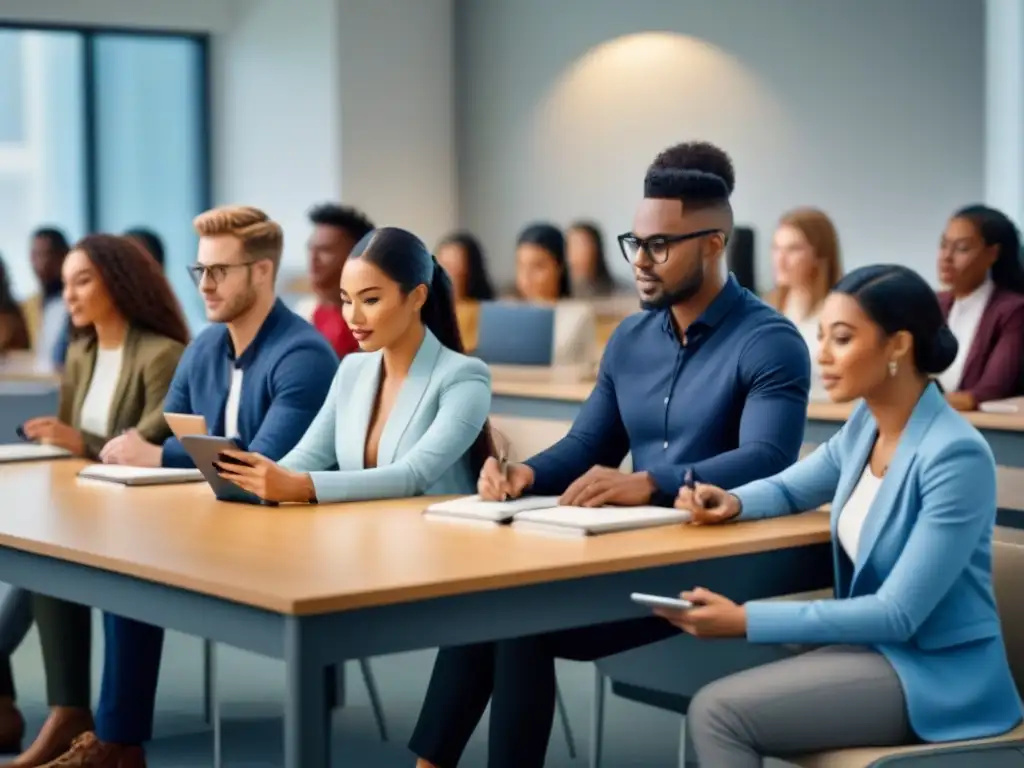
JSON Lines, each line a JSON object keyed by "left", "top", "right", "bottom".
{"left": 684, "top": 468, "right": 711, "bottom": 509}
{"left": 498, "top": 449, "right": 509, "bottom": 502}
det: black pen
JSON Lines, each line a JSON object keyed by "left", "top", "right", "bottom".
{"left": 684, "top": 468, "right": 711, "bottom": 509}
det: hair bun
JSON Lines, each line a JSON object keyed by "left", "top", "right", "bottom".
{"left": 921, "top": 325, "right": 958, "bottom": 374}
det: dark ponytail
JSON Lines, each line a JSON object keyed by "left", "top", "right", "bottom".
{"left": 953, "top": 205, "right": 1024, "bottom": 294}
{"left": 348, "top": 227, "right": 494, "bottom": 475}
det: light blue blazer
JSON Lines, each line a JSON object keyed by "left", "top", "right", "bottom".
{"left": 732, "top": 383, "right": 1022, "bottom": 742}
{"left": 279, "top": 329, "right": 491, "bottom": 503}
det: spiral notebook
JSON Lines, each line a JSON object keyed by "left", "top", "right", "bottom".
{"left": 424, "top": 495, "right": 690, "bottom": 536}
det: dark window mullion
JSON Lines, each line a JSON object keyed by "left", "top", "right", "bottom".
{"left": 81, "top": 32, "right": 98, "bottom": 234}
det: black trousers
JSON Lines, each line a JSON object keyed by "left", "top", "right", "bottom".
{"left": 409, "top": 616, "right": 677, "bottom": 768}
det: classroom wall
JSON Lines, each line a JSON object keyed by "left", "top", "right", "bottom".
{"left": 455, "top": 0, "right": 985, "bottom": 290}
{"left": 0, "top": 0, "right": 456, "bottom": 272}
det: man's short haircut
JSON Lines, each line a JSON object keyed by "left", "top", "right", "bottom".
{"left": 644, "top": 141, "right": 735, "bottom": 211}
{"left": 193, "top": 205, "right": 284, "bottom": 273}
{"left": 308, "top": 203, "right": 375, "bottom": 243}
{"left": 32, "top": 227, "right": 70, "bottom": 257}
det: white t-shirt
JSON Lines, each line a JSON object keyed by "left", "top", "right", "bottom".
{"left": 224, "top": 368, "right": 244, "bottom": 439}
{"left": 787, "top": 312, "right": 825, "bottom": 400}
{"left": 836, "top": 465, "right": 884, "bottom": 561}
{"left": 938, "top": 278, "right": 994, "bottom": 393}
{"left": 79, "top": 346, "right": 125, "bottom": 437}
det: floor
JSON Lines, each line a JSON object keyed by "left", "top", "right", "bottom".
{"left": 5, "top": 615, "right": 799, "bottom": 767}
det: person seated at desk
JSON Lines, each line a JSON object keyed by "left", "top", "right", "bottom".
{"left": 565, "top": 220, "right": 619, "bottom": 299}
{"left": 765, "top": 207, "right": 843, "bottom": 399}
{"left": 513, "top": 222, "right": 598, "bottom": 367}
{"left": 294, "top": 203, "right": 375, "bottom": 359}
{"left": 37, "top": 206, "right": 339, "bottom": 768}
{"left": 211, "top": 227, "right": 493, "bottom": 505}
{"left": 666, "top": 264, "right": 1022, "bottom": 765}
{"left": 409, "top": 141, "right": 811, "bottom": 768}
{"left": 0, "top": 235, "right": 189, "bottom": 767}
{"left": 21, "top": 228, "right": 70, "bottom": 369}
{"left": 937, "top": 204, "right": 1024, "bottom": 410}
{"left": 0, "top": 257, "right": 29, "bottom": 353}
{"left": 435, "top": 231, "right": 496, "bottom": 352}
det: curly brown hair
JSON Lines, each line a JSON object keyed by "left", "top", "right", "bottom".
{"left": 70, "top": 234, "right": 191, "bottom": 346}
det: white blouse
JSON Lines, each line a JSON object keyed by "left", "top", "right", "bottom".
{"left": 79, "top": 346, "right": 124, "bottom": 437}
{"left": 836, "top": 465, "right": 884, "bottom": 561}
{"left": 938, "top": 278, "right": 993, "bottom": 393}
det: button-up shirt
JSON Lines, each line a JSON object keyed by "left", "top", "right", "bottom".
{"left": 525, "top": 275, "right": 811, "bottom": 502}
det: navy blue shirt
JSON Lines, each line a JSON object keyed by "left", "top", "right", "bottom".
{"left": 525, "top": 275, "right": 811, "bottom": 503}
{"left": 160, "top": 299, "right": 339, "bottom": 467}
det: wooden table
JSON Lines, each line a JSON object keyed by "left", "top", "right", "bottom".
{"left": 0, "top": 461, "right": 832, "bottom": 767}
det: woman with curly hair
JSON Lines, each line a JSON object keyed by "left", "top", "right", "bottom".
{"left": 0, "top": 256, "right": 29, "bottom": 353}
{"left": 0, "top": 234, "right": 189, "bottom": 766}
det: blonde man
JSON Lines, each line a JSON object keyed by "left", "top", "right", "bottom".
{"left": 48, "top": 206, "right": 338, "bottom": 767}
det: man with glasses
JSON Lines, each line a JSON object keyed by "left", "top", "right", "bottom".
{"left": 51, "top": 206, "right": 337, "bottom": 767}
{"left": 409, "top": 142, "right": 812, "bottom": 768}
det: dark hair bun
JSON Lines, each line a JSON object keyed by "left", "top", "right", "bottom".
{"left": 919, "top": 325, "right": 958, "bottom": 375}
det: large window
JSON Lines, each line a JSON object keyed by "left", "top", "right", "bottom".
{"left": 0, "top": 25, "right": 210, "bottom": 327}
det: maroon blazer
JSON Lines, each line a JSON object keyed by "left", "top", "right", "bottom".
{"left": 938, "top": 287, "right": 1024, "bottom": 402}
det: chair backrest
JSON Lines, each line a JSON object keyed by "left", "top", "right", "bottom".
{"left": 993, "top": 541, "right": 1024, "bottom": 690}
{"left": 475, "top": 302, "right": 555, "bottom": 366}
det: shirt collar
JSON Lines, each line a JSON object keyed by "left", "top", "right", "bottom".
{"left": 954, "top": 277, "right": 995, "bottom": 311}
{"left": 222, "top": 298, "right": 288, "bottom": 369}
{"left": 659, "top": 273, "right": 743, "bottom": 341}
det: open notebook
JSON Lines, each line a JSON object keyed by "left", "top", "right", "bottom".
{"left": 0, "top": 443, "right": 73, "bottom": 463}
{"left": 424, "top": 495, "right": 690, "bottom": 537}
{"left": 980, "top": 396, "right": 1024, "bottom": 414}
{"left": 77, "top": 464, "right": 204, "bottom": 487}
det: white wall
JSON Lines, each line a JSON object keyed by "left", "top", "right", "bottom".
{"left": 0, "top": 0, "right": 232, "bottom": 33}
{"left": 212, "top": 0, "right": 343, "bottom": 269}
{"left": 986, "top": 0, "right": 1024, "bottom": 225}
{"left": 455, "top": 0, "right": 986, "bottom": 289}
{"left": 337, "top": 0, "right": 456, "bottom": 250}
{"left": 0, "top": 0, "right": 458, "bottom": 272}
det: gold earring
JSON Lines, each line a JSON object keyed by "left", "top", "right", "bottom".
{"left": 888, "top": 360, "right": 898, "bottom": 377}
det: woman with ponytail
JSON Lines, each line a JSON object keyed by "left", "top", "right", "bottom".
{"left": 213, "top": 227, "right": 494, "bottom": 503}
{"left": 936, "top": 204, "right": 1024, "bottom": 409}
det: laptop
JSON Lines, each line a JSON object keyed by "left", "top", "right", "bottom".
{"left": 474, "top": 302, "right": 555, "bottom": 367}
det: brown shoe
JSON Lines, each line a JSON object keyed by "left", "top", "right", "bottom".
{"left": 0, "top": 708, "right": 92, "bottom": 767}
{"left": 36, "top": 734, "right": 144, "bottom": 768}
{"left": 0, "top": 700, "right": 24, "bottom": 754}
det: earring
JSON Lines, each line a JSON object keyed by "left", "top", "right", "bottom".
{"left": 888, "top": 360, "right": 898, "bottom": 378}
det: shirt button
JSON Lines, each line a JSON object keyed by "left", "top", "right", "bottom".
{"left": 663, "top": 397, "right": 669, "bottom": 405}
{"left": 663, "top": 441, "right": 669, "bottom": 449}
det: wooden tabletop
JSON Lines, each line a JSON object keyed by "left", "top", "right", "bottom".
{"left": 0, "top": 461, "right": 830, "bottom": 616}
{"left": 0, "top": 352, "right": 60, "bottom": 384}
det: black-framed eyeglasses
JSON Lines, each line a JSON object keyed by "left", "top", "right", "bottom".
{"left": 186, "top": 261, "right": 257, "bottom": 286}
{"left": 617, "top": 229, "right": 722, "bottom": 265}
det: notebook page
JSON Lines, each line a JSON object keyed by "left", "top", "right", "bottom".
{"left": 513, "top": 505, "right": 691, "bottom": 529}
{"left": 425, "top": 495, "right": 560, "bottom": 521}
{"left": 77, "top": 465, "right": 203, "bottom": 483}
{"left": 0, "top": 443, "right": 73, "bottom": 462}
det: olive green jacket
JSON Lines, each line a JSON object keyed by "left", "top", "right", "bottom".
{"left": 58, "top": 327, "right": 186, "bottom": 459}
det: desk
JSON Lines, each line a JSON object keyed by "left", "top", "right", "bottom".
{"left": 0, "top": 353, "right": 60, "bottom": 438}
{"left": 492, "top": 377, "right": 1024, "bottom": 469}
{"left": 0, "top": 461, "right": 831, "bottom": 767}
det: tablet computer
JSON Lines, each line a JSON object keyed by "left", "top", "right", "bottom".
{"left": 165, "top": 413, "right": 207, "bottom": 441}
{"left": 178, "top": 434, "right": 278, "bottom": 506}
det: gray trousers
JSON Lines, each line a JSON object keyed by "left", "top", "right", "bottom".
{"left": 685, "top": 644, "right": 915, "bottom": 767}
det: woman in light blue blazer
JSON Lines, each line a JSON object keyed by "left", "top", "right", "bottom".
{"left": 213, "top": 227, "right": 494, "bottom": 503}
{"left": 664, "top": 264, "right": 1023, "bottom": 766}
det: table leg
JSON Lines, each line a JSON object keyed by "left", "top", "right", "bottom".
{"left": 283, "top": 617, "right": 330, "bottom": 768}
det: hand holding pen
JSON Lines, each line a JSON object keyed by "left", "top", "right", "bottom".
{"left": 674, "top": 469, "right": 741, "bottom": 525}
